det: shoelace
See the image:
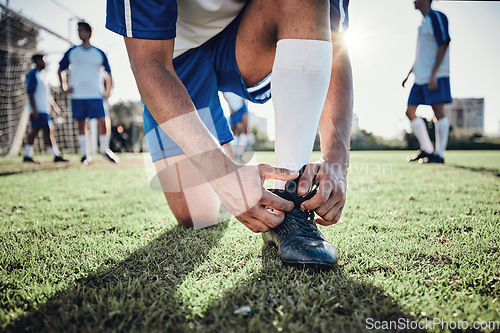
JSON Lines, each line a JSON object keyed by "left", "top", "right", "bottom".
{"left": 285, "top": 208, "right": 324, "bottom": 241}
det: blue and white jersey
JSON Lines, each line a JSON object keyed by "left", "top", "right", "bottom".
{"left": 59, "top": 45, "right": 111, "bottom": 99}
{"left": 414, "top": 10, "right": 451, "bottom": 85}
{"left": 106, "top": 0, "right": 349, "bottom": 59}
{"left": 26, "top": 68, "right": 50, "bottom": 114}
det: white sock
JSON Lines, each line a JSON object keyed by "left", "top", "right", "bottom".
{"left": 78, "top": 134, "right": 87, "bottom": 156}
{"left": 48, "top": 146, "right": 60, "bottom": 157}
{"left": 99, "top": 134, "right": 108, "bottom": 154}
{"left": 237, "top": 133, "right": 248, "bottom": 157}
{"left": 434, "top": 117, "right": 450, "bottom": 158}
{"left": 24, "top": 144, "right": 33, "bottom": 157}
{"left": 272, "top": 39, "right": 332, "bottom": 188}
{"left": 410, "top": 117, "right": 434, "bottom": 154}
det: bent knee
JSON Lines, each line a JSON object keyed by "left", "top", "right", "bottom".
{"left": 405, "top": 108, "right": 416, "bottom": 120}
{"left": 171, "top": 200, "right": 220, "bottom": 229}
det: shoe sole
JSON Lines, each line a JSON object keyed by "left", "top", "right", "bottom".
{"left": 281, "top": 259, "right": 336, "bottom": 271}
{"left": 263, "top": 237, "right": 337, "bottom": 270}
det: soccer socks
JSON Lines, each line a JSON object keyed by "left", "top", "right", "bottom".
{"left": 99, "top": 134, "right": 109, "bottom": 154}
{"left": 24, "top": 144, "right": 33, "bottom": 157}
{"left": 410, "top": 117, "right": 434, "bottom": 154}
{"left": 78, "top": 134, "right": 87, "bottom": 156}
{"left": 434, "top": 117, "right": 450, "bottom": 158}
{"left": 272, "top": 39, "right": 332, "bottom": 187}
{"left": 48, "top": 145, "right": 61, "bottom": 157}
{"left": 236, "top": 133, "right": 248, "bottom": 158}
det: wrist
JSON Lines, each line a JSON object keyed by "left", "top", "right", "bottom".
{"left": 320, "top": 150, "right": 350, "bottom": 175}
{"left": 320, "top": 142, "right": 350, "bottom": 164}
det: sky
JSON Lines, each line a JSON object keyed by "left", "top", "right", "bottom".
{"left": 6, "top": 0, "right": 500, "bottom": 138}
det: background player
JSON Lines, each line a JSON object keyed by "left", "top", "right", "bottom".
{"left": 24, "top": 54, "right": 68, "bottom": 164}
{"left": 403, "top": 0, "right": 452, "bottom": 164}
{"left": 223, "top": 91, "right": 249, "bottom": 161}
{"left": 58, "top": 21, "right": 118, "bottom": 164}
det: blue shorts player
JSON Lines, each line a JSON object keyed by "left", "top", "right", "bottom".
{"left": 24, "top": 54, "right": 68, "bottom": 164}
{"left": 403, "top": 0, "right": 452, "bottom": 164}
{"left": 106, "top": 0, "right": 353, "bottom": 269}
{"left": 58, "top": 21, "right": 118, "bottom": 164}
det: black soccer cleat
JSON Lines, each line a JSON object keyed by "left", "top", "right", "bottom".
{"left": 81, "top": 155, "right": 91, "bottom": 165}
{"left": 407, "top": 149, "right": 432, "bottom": 162}
{"left": 103, "top": 149, "right": 120, "bottom": 163}
{"left": 23, "top": 156, "right": 40, "bottom": 164}
{"left": 54, "top": 156, "right": 69, "bottom": 163}
{"left": 419, "top": 154, "right": 444, "bottom": 164}
{"left": 262, "top": 167, "right": 338, "bottom": 270}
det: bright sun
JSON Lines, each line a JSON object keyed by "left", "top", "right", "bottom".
{"left": 343, "top": 30, "right": 360, "bottom": 51}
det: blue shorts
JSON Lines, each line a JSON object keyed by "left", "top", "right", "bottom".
{"left": 408, "top": 77, "right": 452, "bottom": 106}
{"left": 71, "top": 99, "right": 106, "bottom": 120}
{"left": 229, "top": 105, "right": 249, "bottom": 127}
{"left": 143, "top": 9, "right": 271, "bottom": 162}
{"left": 30, "top": 113, "right": 51, "bottom": 129}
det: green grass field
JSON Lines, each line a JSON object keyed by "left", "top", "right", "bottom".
{"left": 1, "top": 151, "right": 499, "bottom": 332}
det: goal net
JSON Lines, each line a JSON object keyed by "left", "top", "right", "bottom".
{"left": 0, "top": 4, "right": 78, "bottom": 156}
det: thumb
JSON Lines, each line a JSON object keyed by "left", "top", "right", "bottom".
{"left": 258, "top": 164, "right": 299, "bottom": 181}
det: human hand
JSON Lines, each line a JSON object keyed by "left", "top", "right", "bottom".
{"left": 210, "top": 163, "right": 298, "bottom": 232}
{"left": 61, "top": 86, "right": 73, "bottom": 94}
{"left": 32, "top": 112, "right": 39, "bottom": 121}
{"left": 297, "top": 160, "right": 347, "bottom": 226}
{"left": 428, "top": 74, "right": 438, "bottom": 90}
{"left": 103, "top": 92, "right": 111, "bottom": 100}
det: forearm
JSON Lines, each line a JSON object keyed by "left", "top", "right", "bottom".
{"left": 318, "top": 32, "right": 353, "bottom": 170}
{"left": 105, "top": 73, "right": 113, "bottom": 96}
{"left": 58, "top": 69, "right": 66, "bottom": 90}
{"left": 407, "top": 66, "right": 414, "bottom": 77}
{"left": 49, "top": 95, "right": 55, "bottom": 108}
{"left": 431, "top": 43, "right": 449, "bottom": 76}
{"left": 125, "top": 38, "right": 236, "bottom": 180}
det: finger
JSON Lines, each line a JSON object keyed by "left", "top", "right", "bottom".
{"left": 301, "top": 179, "right": 335, "bottom": 211}
{"left": 315, "top": 205, "right": 344, "bottom": 226}
{"left": 258, "top": 164, "right": 299, "bottom": 181}
{"left": 297, "top": 164, "right": 320, "bottom": 196}
{"left": 236, "top": 215, "right": 270, "bottom": 233}
{"left": 250, "top": 205, "right": 285, "bottom": 229}
{"left": 319, "top": 200, "right": 344, "bottom": 223}
{"left": 261, "top": 189, "right": 295, "bottom": 212}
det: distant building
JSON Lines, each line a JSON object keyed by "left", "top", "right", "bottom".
{"left": 444, "top": 98, "right": 484, "bottom": 132}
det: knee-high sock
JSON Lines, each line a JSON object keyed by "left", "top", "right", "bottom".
{"left": 272, "top": 39, "right": 332, "bottom": 188}
{"left": 48, "top": 145, "right": 60, "bottom": 157}
{"left": 434, "top": 117, "right": 450, "bottom": 158}
{"left": 410, "top": 117, "right": 434, "bottom": 154}
{"left": 99, "top": 134, "right": 109, "bottom": 154}
{"left": 24, "top": 144, "right": 33, "bottom": 157}
{"left": 78, "top": 134, "right": 87, "bottom": 156}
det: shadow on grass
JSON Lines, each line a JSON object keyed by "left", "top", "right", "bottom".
{"left": 192, "top": 247, "right": 425, "bottom": 332}
{"left": 6, "top": 222, "right": 229, "bottom": 332}
{"left": 450, "top": 164, "right": 500, "bottom": 178}
{"left": 7, "top": 223, "right": 424, "bottom": 332}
